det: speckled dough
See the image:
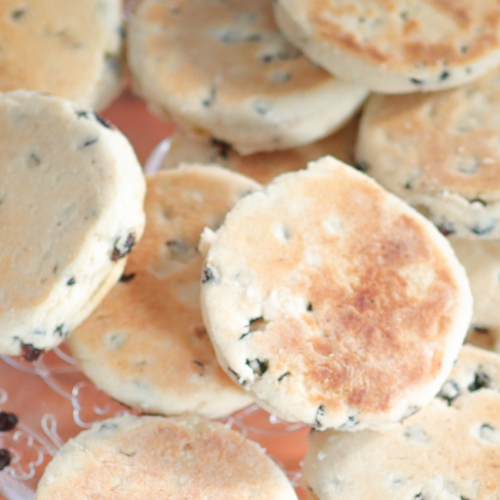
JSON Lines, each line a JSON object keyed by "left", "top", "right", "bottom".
{"left": 0, "top": 91, "right": 146, "bottom": 357}
{"left": 303, "top": 345, "right": 500, "bottom": 500}
{"left": 0, "top": 0, "right": 124, "bottom": 111}
{"left": 356, "top": 76, "right": 500, "bottom": 239}
{"left": 274, "top": 0, "right": 500, "bottom": 94}
{"left": 161, "top": 115, "right": 359, "bottom": 184}
{"left": 127, "top": 0, "right": 368, "bottom": 154}
{"left": 200, "top": 156, "right": 472, "bottom": 431}
{"left": 36, "top": 415, "right": 298, "bottom": 500}
{"left": 449, "top": 237, "right": 500, "bottom": 353}
{"left": 69, "top": 166, "right": 257, "bottom": 418}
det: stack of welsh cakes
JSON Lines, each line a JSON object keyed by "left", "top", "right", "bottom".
{"left": 2, "top": 1, "right": 500, "bottom": 499}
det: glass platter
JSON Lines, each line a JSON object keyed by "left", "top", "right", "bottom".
{"left": 0, "top": 89, "right": 310, "bottom": 500}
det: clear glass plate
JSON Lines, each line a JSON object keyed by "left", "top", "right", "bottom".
{"left": 0, "top": 90, "right": 309, "bottom": 500}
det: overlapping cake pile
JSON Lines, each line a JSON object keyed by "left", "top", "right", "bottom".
{"left": 1, "top": 0, "right": 500, "bottom": 498}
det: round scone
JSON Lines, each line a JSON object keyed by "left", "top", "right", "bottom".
{"left": 36, "top": 415, "right": 298, "bottom": 500}
{"left": 200, "top": 156, "right": 472, "bottom": 431}
{"left": 0, "top": 91, "right": 145, "bottom": 358}
{"left": 68, "top": 166, "right": 257, "bottom": 418}
{"left": 127, "top": 0, "right": 368, "bottom": 155}
{"left": 0, "top": 0, "right": 124, "bottom": 111}
{"left": 448, "top": 236, "right": 500, "bottom": 352}
{"left": 303, "top": 345, "right": 500, "bottom": 500}
{"left": 274, "top": 0, "right": 500, "bottom": 94}
{"left": 160, "top": 115, "right": 359, "bottom": 184}
{"left": 357, "top": 80, "right": 500, "bottom": 239}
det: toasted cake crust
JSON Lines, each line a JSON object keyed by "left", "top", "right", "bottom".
{"left": 69, "top": 166, "right": 258, "bottom": 418}
{"left": 274, "top": 0, "right": 500, "bottom": 93}
{"left": 303, "top": 346, "right": 500, "bottom": 500}
{"left": 356, "top": 73, "right": 500, "bottom": 238}
{"left": 0, "top": 0, "right": 124, "bottom": 110}
{"left": 201, "top": 156, "right": 471, "bottom": 431}
{"left": 36, "top": 415, "right": 298, "bottom": 500}
{"left": 128, "top": 0, "right": 367, "bottom": 153}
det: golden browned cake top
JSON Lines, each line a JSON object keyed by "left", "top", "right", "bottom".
{"left": 0, "top": 0, "right": 122, "bottom": 105}
{"left": 201, "top": 156, "right": 471, "bottom": 430}
{"left": 302, "top": 0, "right": 500, "bottom": 69}
{"left": 132, "top": 0, "right": 334, "bottom": 105}
{"left": 303, "top": 346, "right": 500, "bottom": 499}
{"left": 36, "top": 415, "right": 298, "bottom": 499}
{"left": 68, "top": 166, "right": 259, "bottom": 418}
{"left": 357, "top": 68, "right": 500, "bottom": 199}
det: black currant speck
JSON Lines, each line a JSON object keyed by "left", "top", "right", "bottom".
{"left": 246, "top": 33, "right": 261, "bottom": 42}
{"left": 77, "top": 110, "right": 113, "bottom": 129}
{"left": 339, "top": 415, "right": 359, "bottom": 430}
{"left": 193, "top": 360, "right": 204, "bottom": 376}
{"left": 29, "top": 152, "right": 41, "bottom": 167}
{"left": 21, "top": 343, "right": 44, "bottom": 362}
{"left": 469, "top": 198, "right": 487, "bottom": 206}
{"left": 0, "top": 412, "right": 18, "bottom": 432}
{"left": 0, "top": 449, "right": 11, "bottom": 471}
{"left": 119, "top": 273, "right": 136, "bottom": 283}
{"left": 277, "top": 372, "right": 290, "bottom": 382}
{"left": 468, "top": 371, "right": 490, "bottom": 392}
{"left": 470, "top": 222, "right": 495, "bottom": 236}
{"left": 54, "top": 324, "right": 65, "bottom": 337}
{"left": 99, "top": 422, "right": 118, "bottom": 432}
{"left": 201, "top": 266, "right": 217, "bottom": 284}
{"left": 246, "top": 358, "right": 268, "bottom": 376}
{"left": 67, "top": 277, "right": 76, "bottom": 286}
{"left": 410, "top": 77, "right": 424, "bottom": 85}
{"left": 119, "top": 450, "right": 136, "bottom": 457}
{"left": 473, "top": 326, "right": 489, "bottom": 334}
{"left": 437, "top": 221, "right": 456, "bottom": 236}
{"left": 253, "top": 100, "right": 271, "bottom": 115}
{"left": 94, "top": 113, "right": 113, "bottom": 129}
{"left": 437, "top": 380, "right": 459, "bottom": 405}
{"left": 202, "top": 86, "right": 217, "bottom": 107}
{"left": 210, "top": 138, "right": 231, "bottom": 160}
{"left": 111, "top": 233, "right": 136, "bottom": 261}
{"left": 440, "top": 71, "right": 450, "bottom": 81}
{"left": 10, "top": 8, "right": 25, "bottom": 20}
{"left": 354, "top": 161, "right": 370, "bottom": 173}
{"left": 313, "top": 405, "right": 325, "bottom": 429}
{"left": 80, "top": 138, "right": 99, "bottom": 148}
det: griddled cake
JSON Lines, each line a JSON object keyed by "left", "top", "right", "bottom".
{"left": 69, "top": 166, "right": 257, "bottom": 418}
{"left": 200, "top": 156, "right": 472, "bottom": 431}
{"left": 127, "top": 0, "right": 367, "bottom": 154}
